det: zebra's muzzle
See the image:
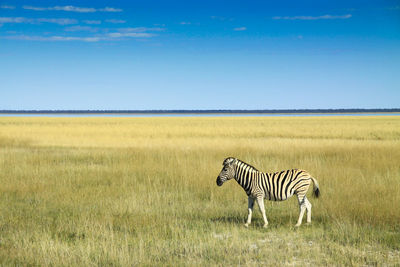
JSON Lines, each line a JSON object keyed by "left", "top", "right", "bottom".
{"left": 216, "top": 177, "right": 223, "bottom": 186}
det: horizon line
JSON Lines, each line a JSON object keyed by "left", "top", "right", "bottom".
{"left": 1, "top": 108, "right": 400, "bottom": 114}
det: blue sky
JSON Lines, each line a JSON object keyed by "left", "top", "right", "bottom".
{"left": 1, "top": 0, "right": 399, "bottom": 110}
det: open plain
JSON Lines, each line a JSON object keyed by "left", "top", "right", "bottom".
{"left": 0, "top": 116, "right": 399, "bottom": 266}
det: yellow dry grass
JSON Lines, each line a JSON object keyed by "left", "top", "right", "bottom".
{"left": 0, "top": 116, "right": 399, "bottom": 266}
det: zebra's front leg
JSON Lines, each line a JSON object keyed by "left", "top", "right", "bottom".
{"left": 244, "top": 197, "right": 255, "bottom": 227}
{"left": 256, "top": 197, "right": 269, "bottom": 228}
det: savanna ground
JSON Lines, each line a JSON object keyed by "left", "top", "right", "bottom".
{"left": 0, "top": 116, "right": 399, "bottom": 266}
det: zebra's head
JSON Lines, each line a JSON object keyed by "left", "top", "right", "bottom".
{"left": 216, "top": 157, "right": 237, "bottom": 186}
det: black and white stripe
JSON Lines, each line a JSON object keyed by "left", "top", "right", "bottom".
{"left": 216, "top": 157, "right": 320, "bottom": 227}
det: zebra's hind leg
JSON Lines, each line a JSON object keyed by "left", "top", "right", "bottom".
{"left": 305, "top": 197, "right": 312, "bottom": 224}
{"left": 244, "top": 197, "right": 255, "bottom": 227}
{"left": 256, "top": 197, "right": 269, "bottom": 228}
{"left": 295, "top": 194, "right": 307, "bottom": 227}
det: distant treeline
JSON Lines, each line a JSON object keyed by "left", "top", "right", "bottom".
{"left": 1, "top": 109, "right": 400, "bottom": 114}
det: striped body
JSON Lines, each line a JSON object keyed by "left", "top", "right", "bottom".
{"left": 234, "top": 160, "right": 313, "bottom": 202}
{"left": 216, "top": 157, "right": 320, "bottom": 227}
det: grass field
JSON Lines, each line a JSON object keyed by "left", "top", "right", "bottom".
{"left": 0, "top": 116, "right": 399, "bottom": 266}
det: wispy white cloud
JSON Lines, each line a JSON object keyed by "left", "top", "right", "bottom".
{"left": 106, "top": 19, "right": 126, "bottom": 24}
{"left": 180, "top": 21, "right": 191, "bottom": 25}
{"left": 37, "top": 18, "right": 78, "bottom": 25}
{"left": 0, "top": 17, "right": 26, "bottom": 23}
{"left": 0, "top": 17, "right": 77, "bottom": 25}
{"left": 23, "top": 5, "right": 95, "bottom": 12}
{"left": 118, "top": 27, "right": 165, "bottom": 32}
{"left": 22, "top": 5, "right": 122, "bottom": 13}
{"left": 233, "top": 26, "right": 246, "bottom": 31}
{"left": 211, "top": 16, "right": 234, "bottom": 21}
{"left": 4, "top": 27, "right": 162, "bottom": 42}
{"left": 272, "top": 14, "right": 352, "bottom": 20}
{"left": 108, "top": 27, "right": 165, "bottom": 38}
{"left": 83, "top": 20, "right": 101, "bottom": 25}
{"left": 1, "top": 5, "right": 15, "bottom": 9}
{"left": 107, "top": 32, "right": 155, "bottom": 38}
{"left": 4, "top": 35, "right": 101, "bottom": 42}
{"left": 100, "top": 7, "right": 122, "bottom": 12}
{"left": 64, "top": 26, "right": 98, "bottom": 32}
{"left": 21, "top": 5, "right": 45, "bottom": 11}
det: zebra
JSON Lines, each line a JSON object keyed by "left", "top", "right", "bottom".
{"left": 216, "top": 157, "right": 320, "bottom": 227}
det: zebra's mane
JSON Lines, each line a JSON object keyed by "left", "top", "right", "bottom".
{"left": 236, "top": 159, "right": 259, "bottom": 172}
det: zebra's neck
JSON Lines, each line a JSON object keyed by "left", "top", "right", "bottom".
{"left": 234, "top": 161, "right": 260, "bottom": 192}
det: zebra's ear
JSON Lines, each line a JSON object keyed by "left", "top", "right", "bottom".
{"left": 223, "top": 157, "right": 236, "bottom": 166}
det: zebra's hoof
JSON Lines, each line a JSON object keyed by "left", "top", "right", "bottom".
{"left": 306, "top": 222, "right": 312, "bottom": 226}
{"left": 294, "top": 224, "right": 301, "bottom": 228}
{"left": 244, "top": 223, "right": 249, "bottom": 228}
{"left": 263, "top": 224, "right": 268, "bottom": 228}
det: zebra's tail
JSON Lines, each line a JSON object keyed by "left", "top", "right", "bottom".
{"left": 311, "top": 177, "right": 320, "bottom": 198}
